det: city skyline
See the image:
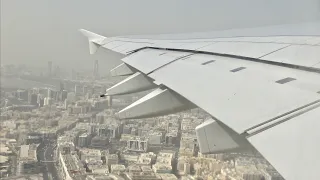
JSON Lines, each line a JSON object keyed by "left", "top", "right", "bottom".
{"left": 1, "top": 0, "right": 320, "bottom": 69}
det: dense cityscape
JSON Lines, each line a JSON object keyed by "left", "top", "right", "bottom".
{"left": 0, "top": 61, "right": 284, "bottom": 180}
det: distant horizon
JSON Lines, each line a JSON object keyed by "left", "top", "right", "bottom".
{"left": 2, "top": 0, "right": 319, "bottom": 70}
{"left": 3, "top": 20, "right": 320, "bottom": 71}
{"left": 1, "top": 61, "right": 103, "bottom": 72}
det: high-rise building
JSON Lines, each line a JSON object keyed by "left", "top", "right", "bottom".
{"left": 98, "top": 126, "right": 107, "bottom": 137}
{"left": 28, "top": 94, "right": 38, "bottom": 106}
{"left": 59, "top": 81, "right": 64, "bottom": 91}
{"left": 74, "top": 84, "right": 82, "bottom": 96}
{"left": 44, "top": 97, "right": 53, "bottom": 106}
{"left": 54, "top": 66, "right": 60, "bottom": 78}
{"left": 37, "top": 94, "right": 44, "bottom": 107}
{"left": 39, "top": 88, "right": 47, "bottom": 96}
{"left": 107, "top": 95, "right": 112, "bottom": 107}
{"left": 75, "top": 85, "right": 82, "bottom": 95}
{"left": 82, "top": 86, "right": 88, "bottom": 94}
{"left": 78, "top": 133, "right": 91, "bottom": 147}
{"left": 107, "top": 125, "right": 119, "bottom": 138}
{"left": 61, "top": 90, "right": 68, "bottom": 101}
{"left": 64, "top": 99, "right": 69, "bottom": 109}
{"left": 47, "top": 88, "right": 52, "bottom": 98}
{"left": 17, "top": 89, "right": 28, "bottom": 101}
{"left": 46, "top": 88, "right": 57, "bottom": 99}
{"left": 17, "top": 145, "right": 39, "bottom": 175}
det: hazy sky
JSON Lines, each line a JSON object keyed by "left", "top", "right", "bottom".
{"left": 1, "top": 0, "right": 320, "bottom": 72}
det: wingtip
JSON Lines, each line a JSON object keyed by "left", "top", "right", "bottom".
{"left": 78, "top": 29, "right": 88, "bottom": 36}
{"left": 79, "top": 29, "right": 105, "bottom": 41}
{"left": 79, "top": 29, "right": 106, "bottom": 54}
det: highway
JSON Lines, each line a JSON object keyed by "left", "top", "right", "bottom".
{"left": 37, "top": 138, "right": 60, "bottom": 180}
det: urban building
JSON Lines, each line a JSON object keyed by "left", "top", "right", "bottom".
{"left": 17, "top": 144, "right": 39, "bottom": 175}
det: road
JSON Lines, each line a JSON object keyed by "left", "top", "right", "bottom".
{"left": 38, "top": 138, "right": 60, "bottom": 180}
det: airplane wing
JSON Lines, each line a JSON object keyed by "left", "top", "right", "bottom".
{"left": 79, "top": 22, "right": 320, "bottom": 180}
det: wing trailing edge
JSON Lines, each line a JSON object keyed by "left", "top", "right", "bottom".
{"left": 105, "top": 72, "right": 157, "bottom": 96}
{"left": 110, "top": 63, "right": 136, "bottom": 76}
{"left": 116, "top": 87, "right": 196, "bottom": 119}
{"left": 196, "top": 118, "right": 253, "bottom": 154}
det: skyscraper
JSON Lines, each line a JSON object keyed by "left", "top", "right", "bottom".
{"left": 54, "top": 66, "right": 60, "bottom": 78}
{"left": 59, "top": 81, "right": 64, "bottom": 91}
{"left": 29, "top": 94, "right": 38, "bottom": 106}
{"left": 75, "top": 84, "right": 82, "bottom": 96}
{"left": 47, "top": 88, "right": 52, "bottom": 98}
{"left": 107, "top": 95, "right": 112, "bottom": 107}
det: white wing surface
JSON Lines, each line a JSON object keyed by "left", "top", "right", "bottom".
{"left": 79, "top": 22, "right": 320, "bottom": 180}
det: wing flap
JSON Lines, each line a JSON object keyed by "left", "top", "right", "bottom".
{"left": 248, "top": 105, "right": 320, "bottom": 180}
{"left": 196, "top": 118, "right": 252, "bottom": 154}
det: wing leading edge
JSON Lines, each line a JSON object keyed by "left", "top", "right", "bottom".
{"left": 79, "top": 23, "right": 320, "bottom": 180}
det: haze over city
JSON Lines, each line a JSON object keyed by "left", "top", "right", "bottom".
{"left": 1, "top": 0, "right": 320, "bottom": 69}
{"left": 1, "top": 0, "right": 320, "bottom": 180}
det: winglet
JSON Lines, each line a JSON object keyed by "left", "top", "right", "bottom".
{"left": 79, "top": 29, "right": 106, "bottom": 54}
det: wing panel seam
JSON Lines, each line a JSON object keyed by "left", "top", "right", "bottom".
{"left": 245, "top": 100, "right": 320, "bottom": 137}
{"left": 147, "top": 53, "right": 195, "bottom": 75}
{"left": 257, "top": 44, "right": 292, "bottom": 59}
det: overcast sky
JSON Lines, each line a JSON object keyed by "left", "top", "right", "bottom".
{"left": 1, "top": 0, "right": 320, "bottom": 72}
